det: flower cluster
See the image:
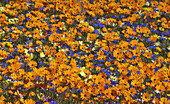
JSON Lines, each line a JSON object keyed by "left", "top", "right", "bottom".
{"left": 0, "top": 0, "right": 170, "bottom": 103}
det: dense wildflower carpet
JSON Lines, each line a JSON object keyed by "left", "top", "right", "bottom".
{"left": 0, "top": 0, "right": 170, "bottom": 103}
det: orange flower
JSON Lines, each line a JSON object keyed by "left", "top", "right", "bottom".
{"left": 57, "top": 86, "right": 68, "bottom": 93}
{"left": 96, "top": 66, "right": 101, "bottom": 71}
{"left": 29, "top": 91, "right": 35, "bottom": 97}
{"left": 129, "top": 88, "right": 137, "bottom": 96}
{"left": 158, "top": 2, "right": 166, "bottom": 12}
{"left": 119, "top": 40, "right": 129, "bottom": 50}
{"left": 143, "top": 51, "right": 152, "bottom": 58}
{"left": 130, "top": 40, "right": 138, "bottom": 47}
{"left": 57, "top": 22, "right": 64, "bottom": 28}
{"left": 132, "top": 49, "right": 141, "bottom": 56}
{"left": 168, "top": 52, "right": 170, "bottom": 58}
{"left": 165, "top": 5, "right": 170, "bottom": 14}
{"left": 26, "top": 21, "right": 33, "bottom": 28}
{"left": 80, "top": 91, "right": 90, "bottom": 100}
{"left": 72, "top": 94, "right": 78, "bottom": 98}
{"left": 102, "top": 27, "right": 108, "bottom": 33}
{"left": 118, "top": 21, "right": 122, "bottom": 27}
{"left": 123, "top": 9, "right": 130, "bottom": 15}
{"left": 86, "top": 62, "right": 94, "bottom": 69}
{"left": 83, "top": 69, "right": 91, "bottom": 77}
{"left": 136, "top": 26, "right": 143, "bottom": 33}
{"left": 24, "top": 99, "right": 36, "bottom": 104}
{"left": 80, "top": 45, "right": 86, "bottom": 51}
{"left": 155, "top": 47, "right": 162, "bottom": 52}
{"left": 66, "top": 19, "right": 74, "bottom": 24}
{"left": 157, "top": 56, "right": 164, "bottom": 63}
{"left": 142, "top": 93, "right": 151, "bottom": 102}
{"left": 28, "top": 61, "right": 37, "bottom": 68}
{"left": 24, "top": 81, "right": 35, "bottom": 89}
{"left": 151, "top": 1, "right": 158, "bottom": 7}
{"left": 104, "top": 33, "right": 113, "bottom": 41}
{"left": 160, "top": 97, "right": 170, "bottom": 104}
{"left": 87, "top": 33, "right": 96, "bottom": 41}
{"left": 88, "top": 54, "right": 94, "bottom": 60}
{"left": 36, "top": 40, "right": 43, "bottom": 46}
{"left": 102, "top": 46, "right": 109, "bottom": 51}
{"left": 17, "top": 44, "right": 24, "bottom": 53}
{"left": 105, "top": 61, "right": 111, "bottom": 67}
{"left": 98, "top": 9, "right": 104, "bottom": 15}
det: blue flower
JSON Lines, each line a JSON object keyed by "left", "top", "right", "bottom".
{"left": 26, "top": 17, "right": 30, "bottom": 21}
{"left": 40, "top": 7, "right": 45, "bottom": 10}
{"left": 105, "top": 84, "right": 109, "bottom": 89}
{"left": 137, "top": 71, "right": 140, "bottom": 74}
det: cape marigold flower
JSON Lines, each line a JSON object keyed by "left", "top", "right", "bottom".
{"left": 123, "top": 9, "right": 130, "bottom": 15}
{"left": 24, "top": 99, "right": 36, "bottom": 104}
{"left": 105, "top": 61, "right": 111, "bottom": 67}
{"left": 96, "top": 66, "right": 101, "bottom": 71}
{"left": 155, "top": 47, "right": 162, "bottom": 52}
{"left": 98, "top": 9, "right": 104, "bottom": 15}
{"left": 28, "top": 61, "right": 37, "bottom": 68}
{"left": 24, "top": 81, "right": 35, "bottom": 89}
{"left": 72, "top": 94, "right": 78, "bottom": 98}
{"left": 143, "top": 51, "right": 152, "bottom": 58}
{"left": 26, "top": 21, "right": 33, "bottom": 28}
{"left": 80, "top": 91, "right": 90, "bottom": 100}
{"left": 104, "top": 33, "right": 114, "bottom": 41}
{"left": 66, "top": 19, "right": 74, "bottom": 24}
{"left": 119, "top": 40, "right": 129, "bottom": 50}
{"left": 87, "top": 33, "right": 96, "bottom": 41}
{"left": 168, "top": 52, "right": 170, "bottom": 58}
{"left": 118, "top": 21, "right": 122, "bottom": 27}
{"left": 57, "top": 22, "right": 64, "bottom": 28}
{"left": 136, "top": 26, "right": 143, "bottom": 33}
{"left": 151, "top": 0, "right": 158, "bottom": 7}
{"left": 29, "top": 91, "right": 35, "bottom": 97}
{"left": 165, "top": 5, "right": 170, "bottom": 14}
{"left": 130, "top": 40, "right": 138, "bottom": 47}
{"left": 142, "top": 93, "right": 151, "bottom": 102}
{"left": 88, "top": 54, "right": 94, "bottom": 60}
{"left": 102, "top": 27, "right": 108, "bottom": 33}
{"left": 86, "top": 62, "right": 94, "bottom": 69}
{"left": 159, "top": 97, "right": 170, "bottom": 104}
{"left": 17, "top": 44, "right": 24, "bottom": 53}
{"left": 36, "top": 40, "right": 43, "bottom": 46}
{"left": 158, "top": 2, "right": 166, "bottom": 11}
{"left": 157, "top": 56, "right": 164, "bottom": 63}
{"left": 132, "top": 49, "right": 141, "bottom": 56}
{"left": 102, "top": 45, "right": 109, "bottom": 51}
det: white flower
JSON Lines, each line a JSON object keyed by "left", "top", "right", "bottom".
{"left": 80, "top": 71, "right": 86, "bottom": 77}
{"left": 144, "top": 2, "right": 150, "bottom": 6}
{"left": 79, "top": 41, "right": 83, "bottom": 45}
{"left": 19, "top": 93, "right": 24, "bottom": 98}
{"left": 80, "top": 19, "right": 84, "bottom": 23}
{"left": 0, "top": 7, "right": 4, "bottom": 12}
{"left": 155, "top": 90, "right": 160, "bottom": 94}
{"left": 167, "top": 46, "right": 170, "bottom": 51}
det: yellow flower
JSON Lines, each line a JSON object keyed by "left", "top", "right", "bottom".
{"left": 110, "top": 67, "right": 114, "bottom": 71}
{"left": 159, "top": 27, "right": 164, "bottom": 31}
{"left": 167, "top": 94, "right": 170, "bottom": 97}
{"left": 0, "top": 57, "right": 3, "bottom": 60}
{"left": 40, "top": 52, "right": 45, "bottom": 58}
